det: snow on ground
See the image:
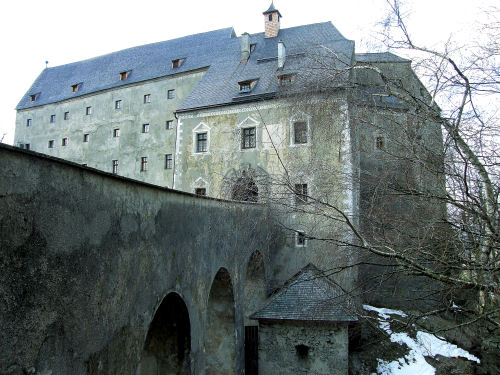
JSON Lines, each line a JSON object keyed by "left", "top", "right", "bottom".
{"left": 363, "top": 305, "right": 480, "bottom": 375}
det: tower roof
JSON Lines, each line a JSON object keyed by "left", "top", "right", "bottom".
{"left": 263, "top": 1, "right": 282, "bottom": 17}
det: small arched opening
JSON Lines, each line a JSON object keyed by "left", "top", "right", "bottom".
{"left": 140, "top": 292, "right": 191, "bottom": 375}
{"left": 205, "top": 268, "right": 236, "bottom": 375}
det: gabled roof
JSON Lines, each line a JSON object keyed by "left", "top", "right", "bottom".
{"left": 250, "top": 263, "right": 357, "bottom": 322}
{"left": 17, "top": 22, "right": 355, "bottom": 112}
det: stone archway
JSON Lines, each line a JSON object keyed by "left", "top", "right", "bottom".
{"left": 243, "top": 251, "right": 267, "bottom": 375}
{"left": 140, "top": 292, "right": 191, "bottom": 375}
{"left": 205, "top": 268, "right": 236, "bottom": 375}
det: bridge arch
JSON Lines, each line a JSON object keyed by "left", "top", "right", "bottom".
{"left": 205, "top": 267, "right": 236, "bottom": 375}
{"left": 139, "top": 292, "right": 191, "bottom": 374}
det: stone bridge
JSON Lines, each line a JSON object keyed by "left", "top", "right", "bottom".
{"left": 0, "top": 144, "right": 284, "bottom": 375}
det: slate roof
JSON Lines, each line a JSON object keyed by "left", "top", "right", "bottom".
{"left": 356, "top": 52, "right": 410, "bottom": 63}
{"left": 17, "top": 22, "right": 355, "bottom": 112}
{"left": 250, "top": 263, "right": 357, "bottom": 322}
{"left": 353, "top": 85, "right": 408, "bottom": 110}
{"left": 263, "top": 2, "right": 282, "bottom": 17}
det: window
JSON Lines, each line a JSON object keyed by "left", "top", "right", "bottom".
{"left": 166, "top": 120, "right": 173, "bottom": 130}
{"left": 30, "top": 93, "right": 38, "bottom": 102}
{"left": 86, "top": 106, "right": 92, "bottom": 115}
{"left": 293, "top": 122, "right": 307, "bottom": 144}
{"left": 26, "top": 119, "right": 32, "bottom": 127}
{"left": 278, "top": 74, "right": 294, "bottom": 85}
{"left": 112, "top": 160, "right": 118, "bottom": 174}
{"left": 48, "top": 140, "right": 54, "bottom": 148}
{"left": 115, "top": 100, "right": 122, "bottom": 109}
{"left": 71, "top": 83, "right": 81, "bottom": 93}
{"left": 167, "top": 89, "right": 175, "bottom": 99}
{"left": 238, "top": 80, "right": 258, "bottom": 93}
{"left": 295, "top": 184, "right": 308, "bottom": 205}
{"left": 50, "top": 114, "right": 56, "bottom": 123}
{"left": 64, "top": 111, "right": 69, "bottom": 120}
{"left": 195, "top": 188, "right": 206, "bottom": 196}
{"left": 113, "top": 128, "right": 120, "bottom": 137}
{"left": 165, "top": 154, "right": 173, "bottom": 169}
{"left": 171, "top": 58, "right": 185, "bottom": 68}
{"left": 119, "top": 71, "right": 130, "bottom": 81}
{"left": 296, "top": 231, "right": 307, "bottom": 247}
{"left": 62, "top": 138, "right": 68, "bottom": 146}
{"left": 196, "top": 133, "right": 207, "bottom": 153}
{"left": 141, "top": 157, "right": 148, "bottom": 171}
{"left": 376, "top": 136, "right": 384, "bottom": 150}
{"left": 25, "top": 144, "right": 30, "bottom": 150}
{"left": 82, "top": 163, "right": 88, "bottom": 167}
{"left": 242, "top": 127, "right": 256, "bottom": 149}
{"left": 144, "top": 94, "right": 151, "bottom": 104}
{"left": 142, "top": 123, "right": 150, "bottom": 133}
{"left": 269, "top": 14, "right": 273, "bottom": 21}
{"left": 83, "top": 134, "right": 89, "bottom": 142}
{"left": 250, "top": 43, "right": 256, "bottom": 53}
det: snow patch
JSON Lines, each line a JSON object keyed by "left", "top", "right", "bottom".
{"left": 363, "top": 305, "right": 479, "bottom": 375}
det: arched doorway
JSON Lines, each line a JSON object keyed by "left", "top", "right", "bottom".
{"left": 231, "top": 174, "right": 259, "bottom": 202}
{"left": 140, "top": 293, "right": 191, "bottom": 374}
{"left": 243, "top": 252, "right": 267, "bottom": 375}
{"left": 205, "top": 268, "right": 236, "bottom": 375}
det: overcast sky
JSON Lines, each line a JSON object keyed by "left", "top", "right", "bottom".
{"left": 0, "top": 0, "right": 494, "bottom": 145}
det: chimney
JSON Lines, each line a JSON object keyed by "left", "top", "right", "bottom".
{"left": 278, "top": 40, "right": 286, "bottom": 69}
{"left": 263, "top": 1, "right": 282, "bottom": 38}
{"left": 241, "top": 32, "right": 250, "bottom": 61}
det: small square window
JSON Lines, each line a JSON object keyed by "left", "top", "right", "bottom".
{"left": 83, "top": 134, "right": 89, "bottom": 142}
{"left": 239, "top": 81, "right": 252, "bottom": 93}
{"left": 242, "top": 127, "right": 256, "bottom": 149}
{"left": 71, "top": 83, "right": 81, "bottom": 93}
{"left": 86, "top": 106, "right": 92, "bottom": 115}
{"left": 112, "top": 160, "right": 118, "bottom": 174}
{"left": 115, "top": 100, "right": 122, "bottom": 109}
{"left": 296, "top": 231, "right": 307, "bottom": 247}
{"left": 167, "top": 90, "right": 175, "bottom": 99}
{"left": 295, "top": 184, "right": 308, "bottom": 205}
{"left": 50, "top": 114, "right": 56, "bottom": 123}
{"left": 196, "top": 133, "right": 207, "bottom": 153}
{"left": 119, "top": 71, "right": 130, "bottom": 81}
{"left": 250, "top": 44, "right": 256, "bottom": 53}
{"left": 171, "top": 58, "right": 185, "bottom": 68}
{"left": 166, "top": 120, "right": 173, "bottom": 130}
{"left": 62, "top": 138, "right": 68, "bottom": 146}
{"left": 113, "top": 128, "right": 120, "bottom": 137}
{"left": 30, "top": 94, "right": 38, "bottom": 102}
{"left": 142, "top": 123, "right": 150, "bottom": 133}
{"left": 48, "top": 140, "right": 54, "bottom": 148}
{"left": 195, "top": 188, "right": 206, "bottom": 196}
{"left": 141, "top": 156, "right": 148, "bottom": 171}
{"left": 165, "top": 154, "right": 173, "bottom": 169}
{"left": 376, "top": 136, "right": 384, "bottom": 150}
{"left": 26, "top": 119, "right": 32, "bottom": 127}
{"left": 278, "top": 74, "right": 294, "bottom": 86}
{"left": 144, "top": 94, "right": 151, "bottom": 104}
{"left": 64, "top": 111, "right": 69, "bottom": 120}
{"left": 25, "top": 144, "right": 30, "bottom": 150}
{"left": 294, "top": 122, "right": 307, "bottom": 144}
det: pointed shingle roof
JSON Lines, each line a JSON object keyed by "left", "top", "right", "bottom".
{"left": 250, "top": 263, "right": 357, "bottom": 322}
{"left": 263, "top": 2, "right": 282, "bottom": 17}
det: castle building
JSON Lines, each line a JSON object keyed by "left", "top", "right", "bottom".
{"left": 12, "top": 3, "right": 441, "bottom": 374}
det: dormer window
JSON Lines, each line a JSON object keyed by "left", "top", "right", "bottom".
{"left": 171, "top": 58, "right": 185, "bottom": 68}
{"left": 239, "top": 79, "right": 258, "bottom": 93}
{"left": 250, "top": 44, "right": 256, "bottom": 53}
{"left": 30, "top": 93, "right": 39, "bottom": 102}
{"left": 278, "top": 74, "right": 295, "bottom": 86}
{"left": 71, "top": 83, "right": 82, "bottom": 93}
{"left": 119, "top": 71, "right": 131, "bottom": 81}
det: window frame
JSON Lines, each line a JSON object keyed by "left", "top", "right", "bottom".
{"left": 294, "top": 183, "right": 308, "bottom": 205}
{"left": 115, "top": 100, "right": 122, "bottom": 110}
{"left": 195, "top": 188, "right": 206, "bottom": 196}
{"left": 50, "top": 114, "right": 56, "bottom": 123}
{"left": 295, "top": 230, "right": 308, "bottom": 247}
{"left": 113, "top": 128, "right": 120, "bottom": 138}
{"left": 83, "top": 133, "right": 89, "bottom": 143}
{"left": 119, "top": 71, "right": 131, "bottom": 81}
{"left": 289, "top": 111, "right": 312, "bottom": 147}
{"left": 144, "top": 94, "right": 151, "bottom": 104}
{"left": 375, "top": 136, "right": 385, "bottom": 151}
{"left": 165, "top": 154, "right": 173, "bottom": 169}
{"left": 196, "top": 132, "right": 208, "bottom": 153}
{"left": 142, "top": 123, "right": 150, "bottom": 133}
{"left": 171, "top": 58, "right": 185, "bottom": 68}
{"left": 166, "top": 120, "right": 173, "bottom": 130}
{"left": 242, "top": 127, "right": 256, "bottom": 149}
{"left": 167, "top": 89, "right": 175, "bottom": 99}
{"left": 62, "top": 138, "right": 68, "bottom": 146}
{"left": 112, "top": 160, "right": 119, "bottom": 174}
{"left": 26, "top": 119, "right": 32, "bottom": 127}
{"left": 48, "top": 140, "right": 54, "bottom": 148}
{"left": 140, "top": 156, "right": 148, "bottom": 172}
{"left": 86, "top": 106, "right": 92, "bottom": 116}
{"left": 64, "top": 111, "right": 70, "bottom": 120}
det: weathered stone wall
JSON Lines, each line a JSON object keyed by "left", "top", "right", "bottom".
{"left": 258, "top": 321, "right": 349, "bottom": 375}
{"left": 0, "top": 144, "right": 284, "bottom": 375}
